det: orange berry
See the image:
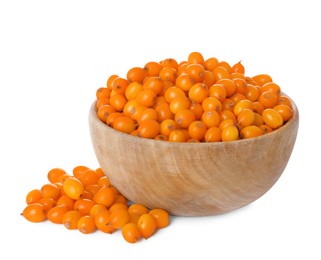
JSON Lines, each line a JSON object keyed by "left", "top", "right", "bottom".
{"left": 122, "top": 223, "right": 142, "bottom": 243}
{"left": 77, "top": 215, "right": 96, "bottom": 234}
{"left": 21, "top": 203, "right": 46, "bottom": 223}
{"left": 149, "top": 208, "right": 170, "bottom": 229}
{"left": 93, "top": 186, "right": 115, "bottom": 208}
{"left": 137, "top": 213, "right": 157, "bottom": 239}
{"left": 137, "top": 119, "right": 160, "bottom": 139}
{"left": 63, "top": 177, "right": 84, "bottom": 200}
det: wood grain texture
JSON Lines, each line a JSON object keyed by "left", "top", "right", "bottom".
{"left": 88, "top": 98, "right": 299, "bottom": 216}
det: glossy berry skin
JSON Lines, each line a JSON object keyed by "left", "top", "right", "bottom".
{"left": 22, "top": 203, "right": 46, "bottom": 223}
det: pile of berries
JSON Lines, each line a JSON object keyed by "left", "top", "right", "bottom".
{"left": 96, "top": 52, "right": 293, "bottom": 142}
{"left": 21, "top": 166, "right": 170, "bottom": 243}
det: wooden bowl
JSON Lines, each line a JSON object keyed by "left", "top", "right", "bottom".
{"left": 88, "top": 98, "right": 299, "bottom": 216}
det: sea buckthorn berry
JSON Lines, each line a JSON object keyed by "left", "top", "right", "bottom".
{"left": 63, "top": 210, "right": 81, "bottom": 230}
{"left": 125, "top": 82, "right": 143, "bottom": 100}
{"left": 73, "top": 166, "right": 90, "bottom": 178}
{"left": 237, "top": 109, "right": 255, "bottom": 127}
{"left": 261, "top": 82, "right": 281, "bottom": 95}
{"left": 110, "top": 93, "right": 127, "bottom": 112}
{"left": 219, "top": 119, "right": 236, "bottom": 130}
{"left": 106, "top": 112, "right": 123, "bottom": 127}
{"left": 232, "top": 72, "right": 246, "bottom": 80}
{"left": 204, "top": 57, "right": 219, "bottom": 71}
{"left": 77, "top": 169, "right": 100, "bottom": 187}
{"left": 112, "top": 77, "right": 129, "bottom": 95}
{"left": 47, "top": 168, "right": 67, "bottom": 184}
{"left": 253, "top": 112, "right": 264, "bottom": 126}
{"left": 203, "top": 70, "right": 215, "bottom": 87}
{"left": 128, "top": 204, "right": 149, "bottom": 216}
{"left": 90, "top": 204, "right": 107, "bottom": 218}
{"left": 209, "top": 84, "right": 227, "bottom": 102}
{"left": 94, "top": 208, "right": 115, "bottom": 233}
{"left": 106, "top": 74, "right": 118, "bottom": 90}
{"left": 63, "top": 177, "right": 84, "bottom": 200}
{"left": 169, "top": 96, "right": 191, "bottom": 114}
{"left": 230, "top": 92, "right": 246, "bottom": 104}
{"left": 26, "top": 189, "right": 42, "bottom": 204}
{"left": 222, "top": 98, "right": 235, "bottom": 112}
{"left": 74, "top": 198, "right": 95, "bottom": 216}
{"left": 259, "top": 91, "right": 279, "bottom": 109}
{"left": 231, "top": 61, "right": 245, "bottom": 74}
{"left": 136, "top": 89, "right": 157, "bottom": 107}
{"left": 189, "top": 83, "right": 209, "bottom": 103}
{"left": 220, "top": 110, "right": 237, "bottom": 122}
{"left": 21, "top": 203, "right": 46, "bottom": 223}
{"left": 169, "top": 129, "right": 187, "bottom": 142}
{"left": 202, "top": 97, "right": 222, "bottom": 112}
{"left": 159, "top": 67, "right": 177, "bottom": 83}
{"left": 279, "top": 95, "right": 292, "bottom": 107}
{"left": 77, "top": 215, "right": 96, "bottom": 234}
{"left": 137, "top": 108, "right": 158, "bottom": 124}
{"left": 144, "top": 61, "right": 162, "bottom": 77}
{"left": 113, "top": 116, "right": 136, "bottom": 134}
{"left": 218, "top": 61, "right": 232, "bottom": 73}
{"left": 56, "top": 195, "right": 75, "bottom": 210}
{"left": 109, "top": 203, "right": 128, "bottom": 213}
{"left": 245, "top": 84, "right": 260, "bottom": 102}
{"left": 96, "top": 98, "right": 110, "bottom": 110}
{"left": 216, "top": 79, "right": 236, "bottom": 97}
{"left": 161, "top": 58, "right": 179, "bottom": 70}
{"left": 201, "top": 110, "right": 220, "bottom": 128}
{"left": 175, "top": 74, "right": 195, "bottom": 92}
{"left": 97, "top": 105, "right": 116, "bottom": 122}
{"left": 240, "top": 125, "right": 263, "bottom": 139}
{"left": 188, "top": 121, "right": 207, "bottom": 141}
{"left": 262, "top": 108, "right": 284, "bottom": 129}
{"left": 221, "top": 125, "right": 239, "bottom": 142}
{"left": 155, "top": 102, "right": 174, "bottom": 122}
{"left": 143, "top": 77, "right": 163, "bottom": 95}
{"left": 234, "top": 99, "right": 253, "bottom": 116}
{"left": 137, "top": 213, "right": 157, "bottom": 239}
{"left": 190, "top": 101, "right": 204, "bottom": 120}
{"left": 273, "top": 104, "right": 293, "bottom": 121}
{"left": 41, "top": 183, "right": 60, "bottom": 200}
{"left": 260, "top": 124, "right": 273, "bottom": 134}
{"left": 252, "top": 74, "right": 273, "bottom": 86}
{"left": 137, "top": 119, "right": 160, "bottom": 139}
{"left": 109, "top": 208, "right": 130, "bottom": 229}
{"left": 212, "top": 66, "right": 230, "bottom": 81}
{"left": 93, "top": 186, "right": 115, "bottom": 208}
{"left": 122, "top": 223, "right": 142, "bottom": 243}
{"left": 164, "top": 86, "right": 186, "bottom": 103}
{"left": 126, "top": 67, "right": 147, "bottom": 83}
{"left": 188, "top": 51, "right": 204, "bottom": 65}
{"left": 205, "top": 127, "right": 222, "bottom": 142}
{"left": 47, "top": 205, "right": 69, "bottom": 224}
{"left": 175, "top": 109, "right": 196, "bottom": 128}
{"left": 252, "top": 101, "right": 265, "bottom": 114}
{"left": 96, "top": 87, "right": 111, "bottom": 100}
{"left": 185, "top": 64, "right": 206, "bottom": 82}
{"left": 233, "top": 78, "right": 248, "bottom": 95}
{"left": 160, "top": 119, "right": 178, "bottom": 137}
{"left": 38, "top": 198, "right": 56, "bottom": 213}
{"left": 149, "top": 209, "right": 170, "bottom": 229}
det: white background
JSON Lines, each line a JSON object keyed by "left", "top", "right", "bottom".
{"left": 1, "top": 0, "right": 320, "bottom": 259}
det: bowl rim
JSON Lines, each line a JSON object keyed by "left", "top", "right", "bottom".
{"left": 89, "top": 93, "right": 299, "bottom": 148}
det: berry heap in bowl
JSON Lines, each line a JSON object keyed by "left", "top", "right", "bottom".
{"left": 89, "top": 52, "right": 299, "bottom": 216}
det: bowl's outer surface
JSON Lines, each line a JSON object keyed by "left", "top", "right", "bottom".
{"left": 89, "top": 99, "right": 299, "bottom": 216}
